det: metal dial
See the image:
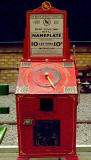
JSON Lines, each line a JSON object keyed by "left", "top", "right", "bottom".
{"left": 32, "top": 67, "right": 61, "bottom": 88}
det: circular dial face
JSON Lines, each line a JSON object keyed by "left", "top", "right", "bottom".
{"left": 32, "top": 67, "right": 61, "bottom": 88}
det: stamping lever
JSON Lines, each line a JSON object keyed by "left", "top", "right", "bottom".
{"left": 45, "top": 72, "right": 55, "bottom": 89}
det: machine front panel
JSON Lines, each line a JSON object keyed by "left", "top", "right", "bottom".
{"left": 17, "top": 95, "right": 76, "bottom": 155}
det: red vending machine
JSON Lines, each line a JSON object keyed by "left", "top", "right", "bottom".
{"left": 16, "top": 2, "right": 79, "bottom": 160}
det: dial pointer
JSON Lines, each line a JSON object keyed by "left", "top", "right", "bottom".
{"left": 45, "top": 72, "right": 55, "bottom": 89}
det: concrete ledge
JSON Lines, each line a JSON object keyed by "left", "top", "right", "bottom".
{"left": 0, "top": 145, "right": 91, "bottom": 153}
{"left": 77, "top": 145, "right": 91, "bottom": 152}
{"left": 0, "top": 146, "right": 18, "bottom": 153}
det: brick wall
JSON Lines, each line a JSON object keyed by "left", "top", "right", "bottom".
{"left": 71, "top": 45, "right": 91, "bottom": 67}
{"left": 0, "top": 44, "right": 91, "bottom": 85}
{"left": 0, "top": 47, "right": 22, "bottom": 84}
{"left": 77, "top": 53, "right": 91, "bottom": 67}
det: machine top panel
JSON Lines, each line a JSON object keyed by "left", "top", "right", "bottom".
{"left": 16, "top": 62, "right": 77, "bottom": 94}
{"left": 23, "top": 2, "right": 68, "bottom": 60}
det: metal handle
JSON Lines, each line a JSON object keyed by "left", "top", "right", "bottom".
{"left": 45, "top": 72, "right": 55, "bottom": 89}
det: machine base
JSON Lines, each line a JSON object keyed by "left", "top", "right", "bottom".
{"left": 17, "top": 154, "right": 79, "bottom": 160}
{"left": 65, "top": 154, "right": 79, "bottom": 160}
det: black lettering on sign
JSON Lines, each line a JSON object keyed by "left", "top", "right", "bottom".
{"left": 31, "top": 42, "right": 62, "bottom": 47}
{"left": 31, "top": 42, "right": 38, "bottom": 46}
{"left": 31, "top": 33, "right": 62, "bottom": 38}
{"left": 54, "top": 42, "right": 62, "bottom": 46}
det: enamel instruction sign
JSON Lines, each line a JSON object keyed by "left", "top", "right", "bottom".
{"left": 30, "top": 14, "right": 63, "bottom": 56}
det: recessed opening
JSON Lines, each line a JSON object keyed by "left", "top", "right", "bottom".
{"left": 0, "top": 107, "right": 9, "bottom": 114}
{"left": 34, "top": 120, "right": 60, "bottom": 146}
{"left": 40, "top": 98, "right": 53, "bottom": 111}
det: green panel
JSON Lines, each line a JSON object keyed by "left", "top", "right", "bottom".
{"left": 0, "top": 84, "right": 9, "bottom": 95}
{"left": 0, "top": 107, "right": 9, "bottom": 114}
{"left": 63, "top": 62, "right": 74, "bottom": 67}
{"left": 0, "top": 126, "right": 7, "bottom": 144}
